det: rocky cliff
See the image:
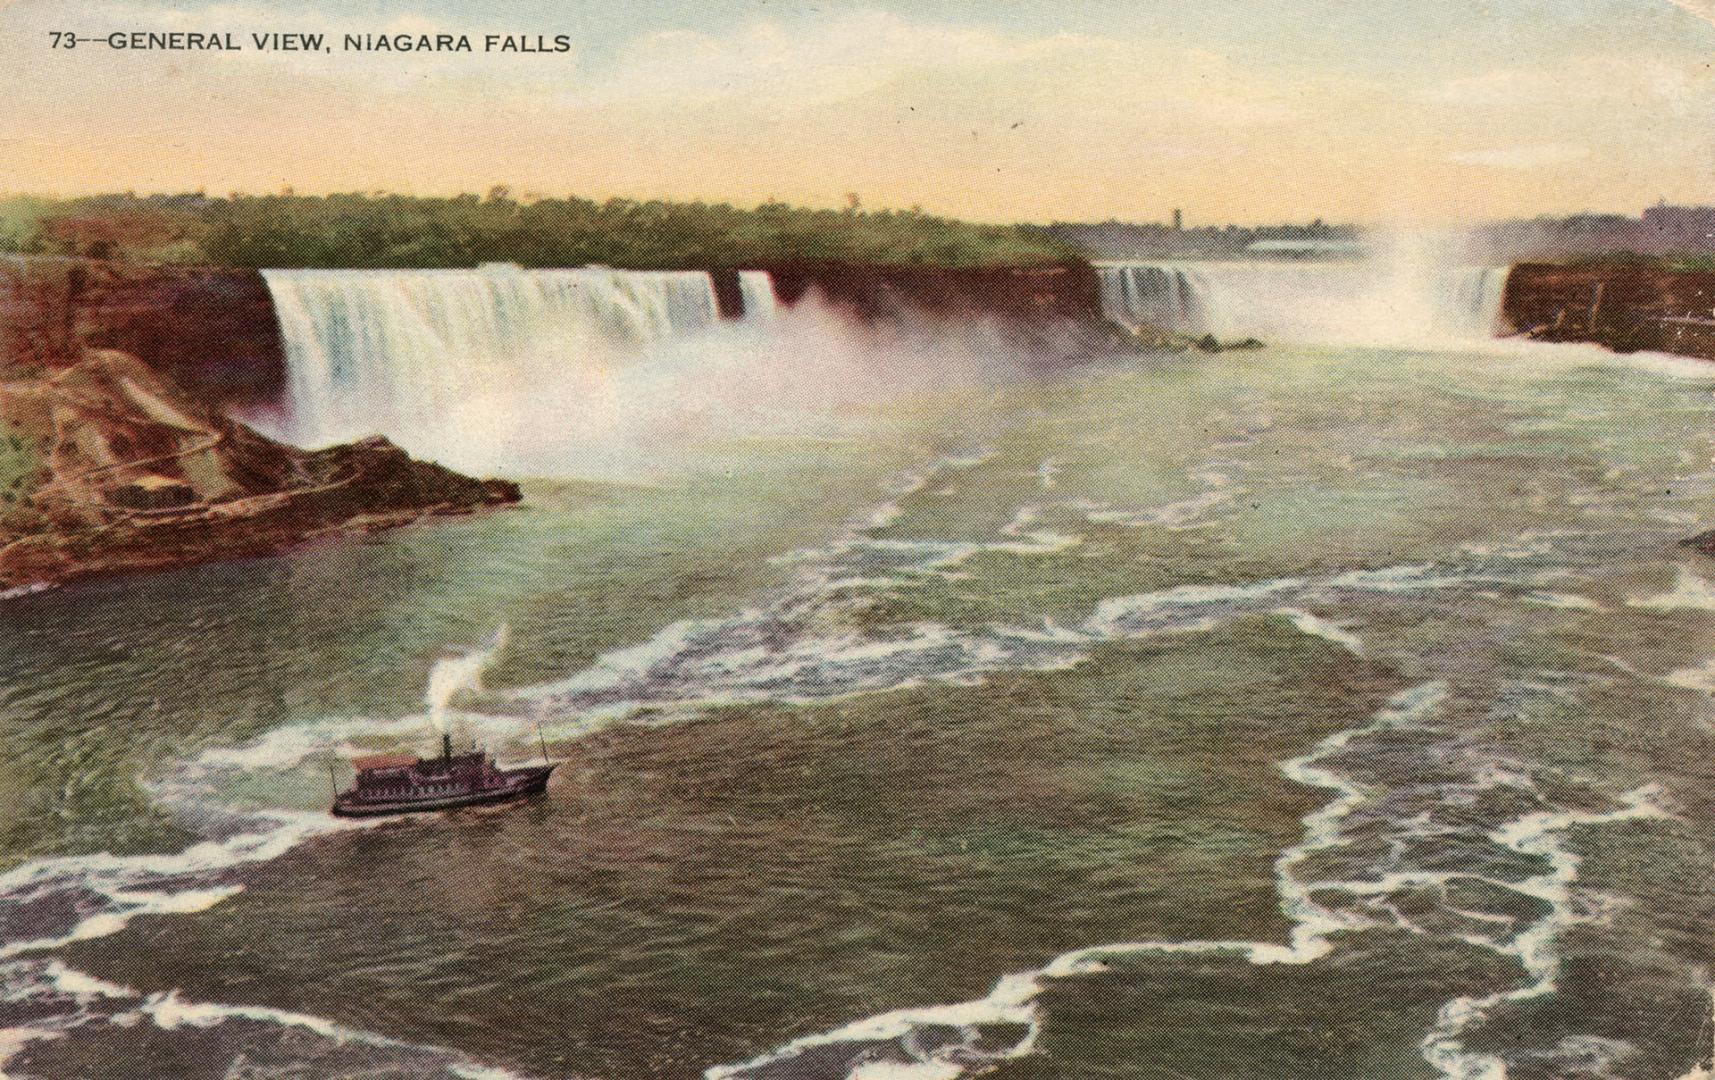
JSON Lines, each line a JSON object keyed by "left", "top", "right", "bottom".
{"left": 0, "top": 256, "right": 286, "bottom": 410}
{"left": 0, "top": 257, "right": 1110, "bottom": 402}
{"left": 766, "top": 261, "right": 1101, "bottom": 321}
{"left": 0, "top": 350, "right": 518, "bottom": 591}
{"left": 1503, "top": 263, "right": 1715, "bottom": 361}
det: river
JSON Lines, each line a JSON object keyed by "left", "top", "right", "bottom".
{"left": 3, "top": 269, "right": 1714, "bottom": 1079}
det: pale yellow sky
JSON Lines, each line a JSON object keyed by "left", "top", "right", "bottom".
{"left": 1, "top": 0, "right": 1712, "bottom": 223}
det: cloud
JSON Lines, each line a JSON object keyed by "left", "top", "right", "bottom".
{"left": 1425, "top": 55, "right": 1694, "bottom": 110}
{"left": 0, "top": 0, "right": 1710, "bottom": 221}
{"left": 587, "top": 11, "right": 1031, "bottom": 108}
{"left": 1669, "top": 0, "right": 1715, "bottom": 25}
{"left": 575, "top": 9, "right": 1310, "bottom": 129}
{"left": 1448, "top": 142, "right": 1591, "bottom": 169}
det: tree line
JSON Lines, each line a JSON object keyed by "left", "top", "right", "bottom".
{"left": 0, "top": 191, "right": 1077, "bottom": 269}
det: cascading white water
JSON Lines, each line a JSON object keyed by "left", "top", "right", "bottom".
{"left": 1097, "top": 261, "right": 1512, "bottom": 346}
{"left": 261, "top": 263, "right": 721, "bottom": 458}
{"left": 1098, "top": 265, "right": 1206, "bottom": 335}
{"left": 259, "top": 262, "right": 1046, "bottom": 481}
{"left": 738, "top": 271, "right": 779, "bottom": 320}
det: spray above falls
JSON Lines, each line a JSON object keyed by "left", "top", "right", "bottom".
{"left": 260, "top": 264, "right": 735, "bottom": 467}
{"left": 257, "top": 264, "right": 1039, "bottom": 480}
{"left": 1098, "top": 259, "right": 1512, "bottom": 346}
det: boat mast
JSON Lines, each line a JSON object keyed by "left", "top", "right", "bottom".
{"left": 326, "top": 755, "right": 340, "bottom": 799}
{"left": 536, "top": 719, "right": 550, "bottom": 765}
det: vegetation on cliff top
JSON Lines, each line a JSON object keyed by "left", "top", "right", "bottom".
{"left": 1561, "top": 250, "right": 1715, "bottom": 274}
{"left": 0, "top": 191, "right": 1077, "bottom": 269}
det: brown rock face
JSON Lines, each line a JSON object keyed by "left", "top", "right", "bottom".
{"left": 0, "top": 256, "right": 1110, "bottom": 416}
{"left": 765, "top": 262, "right": 1101, "bottom": 322}
{"left": 0, "top": 350, "right": 518, "bottom": 590}
{"left": 0, "top": 257, "right": 287, "bottom": 410}
{"left": 1503, "top": 263, "right": 1715, "bottom": 360}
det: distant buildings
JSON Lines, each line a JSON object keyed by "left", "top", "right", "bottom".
{"left": 1475, "top": 203, "right": 1715, "bottom": 261}
{"left": 1047, "top": 203, "right": 1715, "bottom": 264}
{"left": 1642, "top": 203, "right": 1715, "bottom": 248}
{"left": 1245, "top": 238, "right": 1368, "bottom": 258}
{"left": 1041, "top": 216, "right": 1362, "bottom": 261}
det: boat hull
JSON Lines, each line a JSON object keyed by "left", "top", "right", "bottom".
{"left": 331, "top": 763, "right": 556, "bottom": 818}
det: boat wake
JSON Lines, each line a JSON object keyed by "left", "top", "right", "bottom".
{"left": 0, "top": 633, "right": 530, "bottom": 1079}
{"left": 0, "top": 956, "right": 520, "bottom": 1080}
{"left": 0, "top": 446, "right": 1694, "bottom": 1079}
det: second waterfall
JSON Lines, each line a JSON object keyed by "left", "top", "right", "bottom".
{"left": 1097, "top": 260, "right": 1512, "bottom": 346}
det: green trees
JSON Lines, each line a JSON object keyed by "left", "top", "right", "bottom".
{"left": 11, "top": 191, "right": 1074, "bottom": 268}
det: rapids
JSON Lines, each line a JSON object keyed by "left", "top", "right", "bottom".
{"left": 3, "top": 277, "right": 1715, "bottom": 1080}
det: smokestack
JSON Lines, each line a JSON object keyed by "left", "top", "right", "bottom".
{"left": 1173, "top": 209, "right": 1183, "bottom": 231}
{"left": 443, "top": 732, "right": 453, "bottom": 764}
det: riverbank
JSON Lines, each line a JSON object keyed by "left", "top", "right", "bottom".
{"left": 0, "top": 349, "right": 518, "bottom": 591}
{"left": 1503, "top": 262, "right": 1715, "bottom": 360}
{"left": 9, "top": 253, "right": 1715, "bottom": 593}
{"left": 6, "top": 341, "right": 1712, "bottom": 1080}
{"left": 11, "top": 256, "right": 1715, "bottom": 416}
{"left": 0, "top": 256, "right": 286, "bottom": 411}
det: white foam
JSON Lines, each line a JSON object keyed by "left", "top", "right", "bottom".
{"left": 708, "top": 671, "right": 1680, "bottom": 1080}
{"left": 1665, "top": 657, "right": 1715, "bottom": 694}
{"left": 0, "top": 623, "right": 532, "bottom": 1074}
{"left": 1036, "top": 458, "right": 1061, "bottom": 490}
{"left": 1087, "top": 488, "right": 1233, "bottom": 530}
{"left": 0, "top": 1025, "right": 61, "bottom": 1080}
{"left": 147, "top": 990, "right": 358, "bottom": 1039}
{"left": 1628, "top": 566, "right": 1715, "bottom": 612}
{"left": 1, "top": 961, "right": 524, "bottom": 1080}
{"left": 1083, "top": 466, "right": 1238, "bottom": 531}
{"left": 136, "top": 989, "right": 534, "bottom": 1078}
{"left": 0, "top": 962, "right": 133, "bottom": 1080}
{"left": 1324, "top": 564, "right": 1476, "bottom": 593}
{"left": 0, "top": 820, "right": 317, "bottom": 960}
{"left": 1421, "top": 786, "right": 1673, "bottom": 1080}
{"left": 847, "top": 1062, "right": 967, "bottom": 1080}
{"left": 1672, "top": 986, "right": 1715, "bottom": 1080}
{"left": 705, "top": 683, "right": 1449, "bottom": 1080}
{"left": 1274, "top": 608, "right": 1366, "bottom": 655}
{"left": 40, "top": 963, "right": 134, "bottom": 1002}
{"left": 1084, "top": 577, "right": 1306, "bottom": 637}
{"left": 863, "top": 504, "right": 905, "bottom": 530}
{"left": 1524, "top": 592, "right": 1606, "bottom": 611}
{"left": 1457, "top": 530, "right": 1574, "bottom": 561}
{"left": 990, "top": 530, "right": 1082, "bottom": 557}
{"left": 999, "top": 505, "right": 1041, "bottom": 538}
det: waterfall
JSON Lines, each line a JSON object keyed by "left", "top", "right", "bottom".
{"left": 260, "top": 264, "right": 721, "bottom": 458}
{"left": 1096, "top": 261, "right": 1511, "bottom": 346}
{"left": 738, "top": 271, "right": 779, "bottom": 320}
{"left": 1443, "top": 265, "right": 1512, "bottom": 338}
{"left": 1098, "top": 265, "right": 1208, "bottom": 334}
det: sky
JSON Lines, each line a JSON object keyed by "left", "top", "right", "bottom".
{"left": 0, "top": 0, "right": 1711, "bottom": 224}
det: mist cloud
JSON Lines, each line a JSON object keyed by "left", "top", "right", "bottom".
{"left": 1669, "top": 0, "right": 1715, "bottom": 26}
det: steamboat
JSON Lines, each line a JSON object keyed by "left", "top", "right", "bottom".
{"left": 332, "top": 733, "right": 555, "bottom": 817}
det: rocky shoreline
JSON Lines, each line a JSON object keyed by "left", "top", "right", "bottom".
{"left": 6, "top": 254, "right": 1715, "bottom": 591}
{"left": 0, "top": 350, "right": 518, "bottom": 591}
{"left": 1502, "top": 262, "right": 1715, "bottom": 361}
